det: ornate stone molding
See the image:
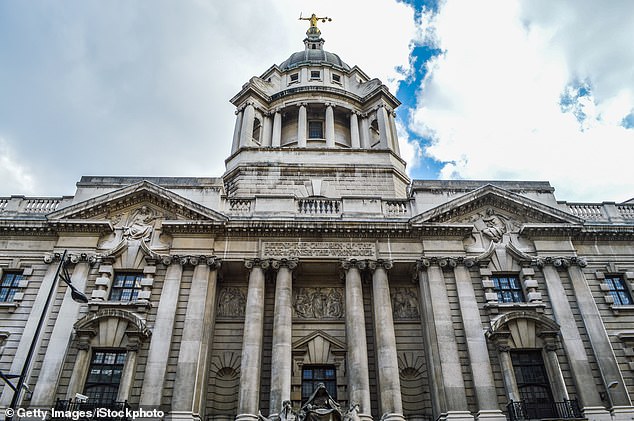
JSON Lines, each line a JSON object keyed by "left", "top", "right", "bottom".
{"left": 341, "top": 258, "right": 367, "bottom": 271}
{"left": 367, "top": 259, "right": 393, "bottom": 271}
{"left": 43, "top": 251, "right": 98, "bottom": 265}
{"left": 534, "top": 256, "right": 587, "bottom": 268}
{"left": 416, "top": 256, "right": 476, "bottom": 270}
{"left": 245, "top": 258, "right": 271, "bottom": 270}
{"left": 271, "top": 258, "right": 299, "bottom": 270}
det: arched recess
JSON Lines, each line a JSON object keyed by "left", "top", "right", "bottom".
{"left": 66, "top": 309, "right": 151, "bottom": 401}
{"left": 292, "top": 331, "right": 346, "bottom": 408}
{"left": 398, "top": 352, "right": 430, "bottom": 421}
{"left": 486, "top": 311, "right": 569, "bottom": 403}
{"left": 207, "top": 351, "right": 241, "bottom": 420}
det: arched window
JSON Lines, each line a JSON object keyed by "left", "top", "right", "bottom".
{"left": 252, "top": 118, "right": 262, "bottom": 144}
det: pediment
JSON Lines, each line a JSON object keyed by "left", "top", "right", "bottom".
{"left": 410, "top": 184, "right": 583, "bottom": 226}
{"left": 47, "top": 180, "right": 227, "bottom": 224}
{"left": 293, "top": 330, "right": 346, "bottom": 354}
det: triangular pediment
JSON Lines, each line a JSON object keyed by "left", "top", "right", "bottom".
{"left": 47, "top": 180, "right": 227, "bottom": 224}
{"left": 410, "top": 184, "right": 583, "bottom": 226}
{"left": 293, "top": 330, "right": 346, "bottom": 352}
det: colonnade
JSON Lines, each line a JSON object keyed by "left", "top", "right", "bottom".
{"left": 231, "top": 102, "right": 400, "bottom": 153}
{"left": 235, "top": 258, "right": 405, "bottom": 421}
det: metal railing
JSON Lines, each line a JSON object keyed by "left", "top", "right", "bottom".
{"left": 53, "top": 399, "right": 132, "bottom": 420}
{"left": 507, "top": 399, "right": 582, "bottom": 421}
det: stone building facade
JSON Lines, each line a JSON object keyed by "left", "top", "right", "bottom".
{"left": 2, "top": 19, "right": 634, "bottom": 421}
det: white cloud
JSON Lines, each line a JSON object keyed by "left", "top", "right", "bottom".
{"left": 411, "top": 0, "right": 634, "bottom": 202}
{"left": 0, "top": 137, "right": 35, "bottom": 195}
{"left": 0, "top": 1, "right": 418, "bottom": 197}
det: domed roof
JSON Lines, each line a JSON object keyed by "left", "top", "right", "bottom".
{"left": 280, "top": 49, "right": 350, "bottom": 71}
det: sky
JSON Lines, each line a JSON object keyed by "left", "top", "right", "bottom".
{"left": 0, "top": 0, "right": 633, "bottom": 202}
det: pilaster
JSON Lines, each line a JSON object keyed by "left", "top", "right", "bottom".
{"left": 240, "top": 102, "right": 256, "bottom": 148}
{"left": 272, "top": 110, "right": 282, "bottom": 147}
{"left": 232, "top": 108, "right": 244, "bottom": 153}
{"left": 350, "top": 111, "right": 360, "bottom": 148}
{"left": 325, "top": 103, "right": 335, "bottom": 147}
{"left": 140, "top": 258, "right": 184, "bottom": 406}
{"left": 297, "top": 103, "right": 307, "bottom": 148}
{"left": 171, "top": 256, "right": 222, "bottom": 421}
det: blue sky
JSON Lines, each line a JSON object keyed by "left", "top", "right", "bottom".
{"left": 1, "top": 1, "right": 633, "bottom": 202}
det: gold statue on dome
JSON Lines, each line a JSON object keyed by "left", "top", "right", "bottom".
{"left": 299, "top": 13, "right": 332, "bottom": 28}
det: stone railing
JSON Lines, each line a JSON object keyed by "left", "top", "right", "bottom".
{"left": 566, "top": 202, "right": 634, "bottom": 222}
{"left": 383, "top": 199, "right": 410, "bottom": 217}
{"left": 0, "top": 196, "right": 66, "bottom": 216}
{"left": 297, "top": 198, "right": 341, "bottom": 215}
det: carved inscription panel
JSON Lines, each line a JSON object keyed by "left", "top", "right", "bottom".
{"left": 293, "top": 287, "right": 345, "bottom": 319}
{"left": 263, "top": 242, "right": 375, "bottom": 259}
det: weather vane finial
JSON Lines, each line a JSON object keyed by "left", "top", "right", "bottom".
{"left": 299, "top": 13, "right": 332, "bottom": 28}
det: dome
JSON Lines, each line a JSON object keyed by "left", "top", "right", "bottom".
{"left": 279, "top": 49, "right": 350, "bottom": 71}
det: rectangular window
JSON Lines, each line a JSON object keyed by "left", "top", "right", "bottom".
{"left": 308, "top": 121, "right": 324, "bottom": 139}
{"left": 0, "top": 271, "right": 24, "bottom": 302}
{"left": 84, "top": 350, "right": 126, "bottom": 402}
{"left": 511, "top": 350, "right": 556, "bottom": 419}
{"left": 289, "top": 73, "right": 299, "bottom": 83}
{"left": 109, "top": 273, "right": 142, "bottom": 301}
{"left": 492, "top": 275, "right": 524, "bottom": 303}
{"left": 606, "top": 275, "right": 633, "bottom": 305}
{"left": 310, "top": 70, "right": 321, "bottom": 80}
{"left": 302, "top": 365, "right": 337, "bottom": 402}
{"left": 332, "top": 74, "right": 341, "bottom": 83}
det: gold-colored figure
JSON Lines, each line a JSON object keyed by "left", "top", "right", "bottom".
{"left": 299, "top": 13, "right": 332, "bottom": 28}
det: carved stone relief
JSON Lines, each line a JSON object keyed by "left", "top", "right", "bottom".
{"left": 391, "top": 288, "right": 420, "bottom": 320}
{"left": 98, "top": 204, "right": 170, "bottom": 252}
{"left": 293, "top": 287, "right": 344, "bottom": 319}
{"left": 217, "top": 287, "right": 247, "bottom": 318}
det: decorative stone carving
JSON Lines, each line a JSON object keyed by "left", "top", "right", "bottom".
{"left": 293, "top": 287, "right": 344, "bottom": 319}
{"left": 391, "top": 288, "right": 420, "bottom": 320}
{"left": 217, "top": 287, "right": 247, "bottom": 318}
{"left": 123, "top": 205, "right": 158, "bottom": 241}
{"left": 264, "top": 242, "right": 375, "bottom": 259}
{"left": 297, "top": 383, "right": 343, "bottom": 421}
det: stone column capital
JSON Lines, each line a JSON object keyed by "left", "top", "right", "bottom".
{"left": 271, "top": 258, "right": 299, "bottom": 270}
{"left": 367, "top": 259, "right": 393, "bottom": 271}
{"left": 342, "top": 259, "right": 366, "bottom": 271}
{"left": 534, "top": 256, "right": 587, "bottom": 269}
{"left": 245, "top": 258, "right": 271, "bottom": 270}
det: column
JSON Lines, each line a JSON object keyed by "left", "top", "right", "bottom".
{"left": 418, "top": 259, "right": 473, "bottom": 421}
{"left": 236, "top": 259, "right": 269, "bottom": 421}
{"left": 240, "top": 102, "right": 255, "bottom": 148}
{"left": 359, "top": 115, "right": 370, "bottom": 149}
{"left": 297, "top": 103, "right": 307, "bottom": 147}
{"left": 272, "top": 110, "right": 282, "bottom": 147}
{"left": 350, "top": 112, "right": 361, "bottom": 149}
{"left": 453, "top": 264, "right": 505, "bottom": 421}
{"left": 543, "top": 341, "right": 569, "bottom": 402}
{"left": 172, "top": 257, "right": 221, "bottom": 420}
{"left": 325, "top": 103, "right": 335, "bottom": 147}
{"left": 566, "top": 263, "right": 634, "bottom": 414}
{"left": 232, "top": 109, "right": 244, "bottom": 153}
{"left": 262, "top": 114, "right": 273, "bottom": 147}
{"left": 269, "top": 259, "right": 298, "bottom": 419}
{"left": 65, "top": 336, "right": 92, "bottom": 399}
{"left": 0, "top": 262, "right": 59, "bottom": 406}
{"left": 30, "top": 261, "right": 90, "bottom": 407}
{"left": 140, "top": 260, "right": 184, "bottom": 406}
{"left": 117, "top": 340, "right": 140, "bottom": 402}
{"left": 377, "top": 105, "right": 391, "bottom": 149}
{"left": 370, "top": 260, "right": 405, "bottom": 421}
{"left": 540, "top": 262, "right": 610, "bottom": 420}
{"left": 496, "top": 346, "right": 521, "bottom": 402}
{"left": 388, "top": 112, "right": 400, "bottom": 155}
{"left": 342, "top": 260, "right": 372, "bottom": 421}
